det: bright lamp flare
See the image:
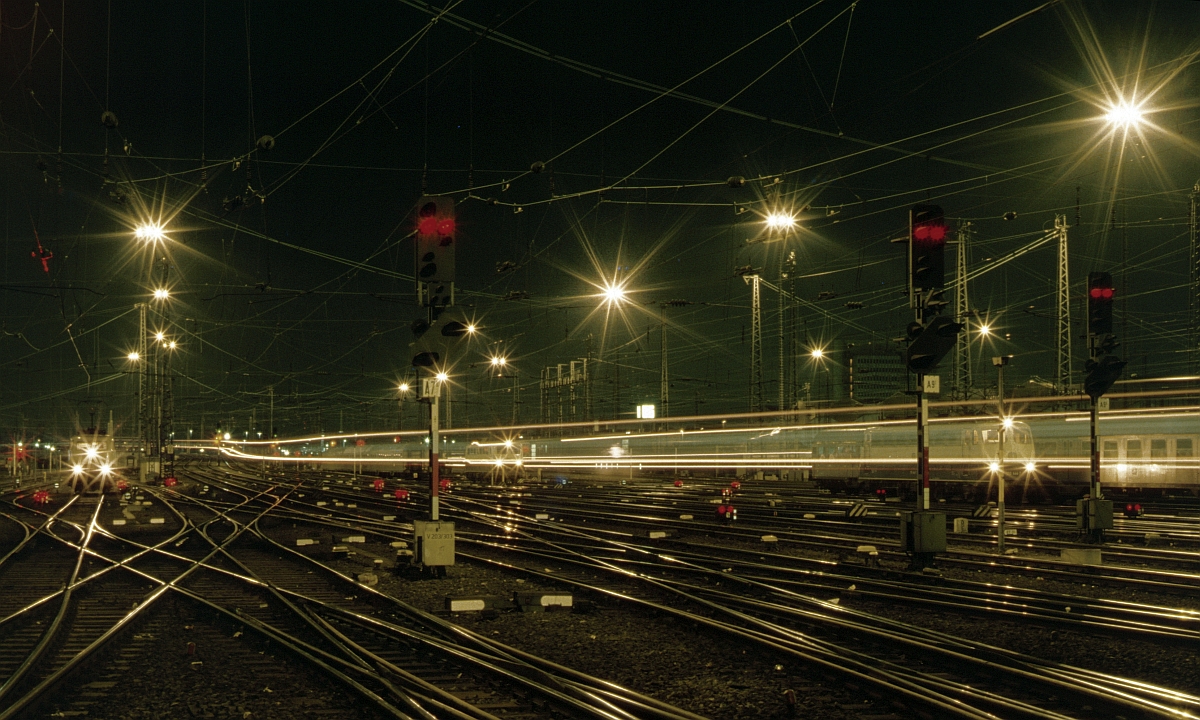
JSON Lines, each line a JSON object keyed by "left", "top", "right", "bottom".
{"left": 155, "top": 332, "right": 165, "bottom": 342}
{"left": 989, "top": 462, "right": 1000, "bottom": 473}
{"left": 127, "top": 352, "right": 140, "bottom": 362}
{"left": 398, "top": 383, "right": 409, "bottom": 392}
{"left": 765, "top": 212, "right": 797, "bottom": 231}
{"left": 72, "top": 464, "right": 83, "bottom": 474}
{"left": 1002, "top": 417, "right": 1015, "bottom": 429}
{"left": 601, "top": 282, "right": 627, "bottom": 305}
{"left": 979, "top": 325, "right": 990, "bottom": 336}
{"left": 99, "top": 463, "right": 112, "bottom": 475}
{"left": 1024, "top": 462, "right": 1036, "bottom": 473}
{"left": 490, "top": 356, "right": 506, "bottom": 366}
{"left": 153, "top": 288, "right": 170, "bottom": 300}
{"left": 135, "top": 223, "right": 166, "bottom": 242}
{"left": 1105, "top": 100, "right": 1145, "bottom": 129}
{"left": 435, "top": 372, "right": 449, "bottom": 382}
{"left": 85, "top": 446, "right": 99, "bottom": 459}
{"left": 810, "top": 348, "right": 824, "bottom": 359}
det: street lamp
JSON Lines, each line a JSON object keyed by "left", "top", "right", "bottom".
{"left": 600, "top": 282, "right": 627, "bottom": 306}
{"left": 153, "top": 288, "right": 170, "bottom": 301}
{"left": 810, "top": 348, "right": 824, "bottom": 359}
{"left": 127, "top": 351, "right": 140, "bottom": 362}
{"left": 979, "top": 325, "right": 990, "bottom": 337}
{"left": 435, "top": 372, "right": 448, "bottom": 383}
{"left": 134, "top": 223, "right": 166, "bottom": 243}
{"left": 1104, "top": 100, "right": 1145, "bottom": 130}
{"left": 764, "top": 212, "right": 797, "bottom": 231}
{"left": 397, "top": 382, "right": 411, "bottom": 431}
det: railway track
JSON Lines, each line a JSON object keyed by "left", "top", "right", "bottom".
{"left": 0, "top": 471, "right": 706, "bottom": 720}
{"left": 440, "top": 497, "right": 1200, "bottom": 719}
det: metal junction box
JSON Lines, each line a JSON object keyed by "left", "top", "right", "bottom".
{"left": 900, "top": 511, "right": 947, "bottom": 554}
{"left": 412, "top": 520, "right": 456, "bottom": 566}
{"left": 1075, "top": 498, "right": 1113, "bottom": 531}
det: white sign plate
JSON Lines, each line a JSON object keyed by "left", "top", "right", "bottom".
{"left": 420, "top": 378, "right": 442, "bottom": 399}
{"left": 923, "top": 375, "right": 941, "bottom": 394}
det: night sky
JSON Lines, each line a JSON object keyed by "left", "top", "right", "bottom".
{"left": 2, "top": 0, "right": 1198, "bottom": 439}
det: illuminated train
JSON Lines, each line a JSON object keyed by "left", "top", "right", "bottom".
{"left": 66, "top": 429, "right": 122, "bottom": 493}
{"left": 207, "top": 401, "right": 1200, "bottom": 500}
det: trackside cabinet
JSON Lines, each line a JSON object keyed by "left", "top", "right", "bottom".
{"left": 900, "top": 511, "right": 947, "bottom": 554}
{"left": 413, "top": 520, "right": 456, "bottom": 566}
{"left": 1075, "top": 498, "right": 1113, "bottom": 532}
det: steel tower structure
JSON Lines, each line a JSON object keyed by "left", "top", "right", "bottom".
{"left": 1054, "top": 214, "right": 1072, "bottom": 393}
{"left": 954, "top": 221, "right": 972, "bottom": 398}
{"left": 748, "top": 274, "right": 763, "bottom": 412}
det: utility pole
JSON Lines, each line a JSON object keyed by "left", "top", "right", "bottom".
{"left": 137, "top": 303, "right": 148, "bottom": 484}
{"left": 612, "top": 348, "right": 621, "bottom": 420}
{"left": 954, "top": 222, "right": 972, "bottom": 399}
{"left": 747, "top": 274, "right": 763, "bottom": 412}
{"left": 511, "top": 372, "right": 520, "bottom": 424}
{"left": 993, "top": 355, "right": 1010, "bottom": 554}
{"left": 785, "top": 251, "right": 797, "bottom": 410}
{"left": 1054, "top": 214, "right": 1072, "bottom": 393}
{"left": 777, "top": 270, "right": 785, "bottom": 412}
{"left": 659, "top": 308, "right": 669, "bottom": 419}
{"left": 1190, "top": 181, "right": 1199, "bottom": 371}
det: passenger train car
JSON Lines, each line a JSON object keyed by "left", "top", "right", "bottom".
{"left": 66, "top": 429, "right": 121, "bottom": 493}
{"left": 213, "top": 401, "right": 1200, "bottom": 501}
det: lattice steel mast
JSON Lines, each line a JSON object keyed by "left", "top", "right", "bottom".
{"left": 1055, "top": 214, "right": 1072, "bottom": 393}
{"left": 954, "top": 221, "right": 972, "bottom": 398}
{"left": 748, "top": 274, "right": 763, "bottom": 412}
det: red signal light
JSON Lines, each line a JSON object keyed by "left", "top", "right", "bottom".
{"left": 437, "top": 218, "right": 456, "bottom": 236}
{"left": 1102, "top": 288, "right": 1113, "bottom": 299}
{"left": 418, "top": 216, "right": 439, "bottom": 235}
{"left": 912, "top": 223, "right": 946, "bottom": 242}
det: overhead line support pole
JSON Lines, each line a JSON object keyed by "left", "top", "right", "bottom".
{"left": 749, "top": 274, "right": 763, "bottom": 412}
{"left": 1055, "top": 214, "right": 1072, "bottom": 393}
{"left": 1190, "top": 182, "right": 1199, "bottom": 371}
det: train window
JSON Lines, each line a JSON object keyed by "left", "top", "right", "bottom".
{"left": 1178, "top": 439, "right": 1194, "bottom": 458}
{"left": 1103, "top": 441, "right": 1118, "bottom": 458}
{"left": 1150, "top": 439, "right": 1167, "bottom": 458}
{"left": 1126, "top": 439, "right": 1142, "bottom": 459}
